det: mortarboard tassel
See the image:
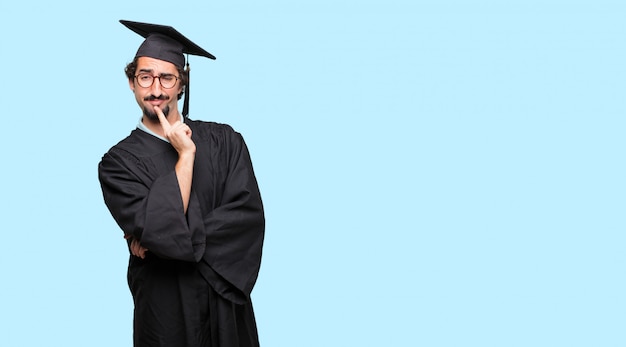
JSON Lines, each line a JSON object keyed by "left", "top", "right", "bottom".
{"left": 182, "top": 61, "right": 190, "bottom": 117}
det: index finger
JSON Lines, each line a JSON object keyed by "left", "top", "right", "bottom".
{"left": 154, "top": 106, "right": 170, "bottom": 131}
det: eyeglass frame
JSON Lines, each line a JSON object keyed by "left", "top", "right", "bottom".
{"left": 134, "top": 73, "right": 180, "bottom": 89}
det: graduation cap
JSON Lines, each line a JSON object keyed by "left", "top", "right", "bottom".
{"left": 120, "top": 19, "right": 216, "bottom": 117}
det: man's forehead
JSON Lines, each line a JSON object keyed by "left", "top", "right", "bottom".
{"left": 136, "top": 56, "right": 179, "bottom": 72}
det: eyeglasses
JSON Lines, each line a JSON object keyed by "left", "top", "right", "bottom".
{"left": 135, "top": 73, "right": 180, "bottom": 89}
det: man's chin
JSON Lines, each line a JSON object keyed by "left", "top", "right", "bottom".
{"left": 143, "top": 105, "right": 170, "bottom": 122}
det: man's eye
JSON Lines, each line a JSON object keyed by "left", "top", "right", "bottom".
{"left": 139, "top": 75, "right": 152, "bottom": 81}
{"left": 161, "top": 75, "right": 175, "bottom": 82}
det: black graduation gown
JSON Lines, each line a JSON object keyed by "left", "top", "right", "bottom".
{"left": 98, "top": 119, "right": 264, "bottom": 347}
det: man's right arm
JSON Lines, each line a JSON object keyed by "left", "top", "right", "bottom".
{"left": 98, "top": 149, "right": 205, "bottom": 262}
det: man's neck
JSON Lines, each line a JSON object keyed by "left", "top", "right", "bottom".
{"left": 142, "top": 112, "right": 184, "bottom": 137}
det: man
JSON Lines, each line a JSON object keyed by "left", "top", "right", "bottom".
{"left": 98, "top": 20, "right": 265, "bottom": 347}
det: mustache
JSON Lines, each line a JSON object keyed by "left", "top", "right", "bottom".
{"left": 144, "top": 95, "right": 170, "bottom": 101}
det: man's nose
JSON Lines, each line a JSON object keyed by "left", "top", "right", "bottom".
{"left": 150, "top": 77, "right": 163, "bottom": 94}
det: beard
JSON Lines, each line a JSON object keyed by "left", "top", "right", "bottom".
{"left": 143, "top": 104, "right": 170, "bottom": 122}
{"left": 142, "top": 94, "right": 171, "bottom": 122}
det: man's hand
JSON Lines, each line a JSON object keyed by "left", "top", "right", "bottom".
{"left": 154, "top": 106, "right": 195, "bottom": 214}
{"left": 154, "top": 106, "right": 196, "bottom": 155}
{"left": 124, "top": 234, "right": 148, "bottom": 259}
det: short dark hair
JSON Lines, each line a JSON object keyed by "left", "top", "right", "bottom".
{"left": 125, "top": 57, "right": 188, "bottom": 100}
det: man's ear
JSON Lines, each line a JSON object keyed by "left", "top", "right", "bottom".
{"left": 129, "top": 78, "right": 135, "bottom": 92}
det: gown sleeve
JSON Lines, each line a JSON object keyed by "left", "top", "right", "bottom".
{"left": 191, "top": 130, "right": 265, "bottom": 302}
{"left": 98, "top": 147, "right": 206, "bottom": 262}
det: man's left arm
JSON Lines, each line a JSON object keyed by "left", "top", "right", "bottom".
{"left": 194, "top": 130, "right": 265, "bottom": 299}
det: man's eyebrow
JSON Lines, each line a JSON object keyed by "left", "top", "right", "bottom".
{"left": 137, "top": 68, "right": 176, "bottom": 76}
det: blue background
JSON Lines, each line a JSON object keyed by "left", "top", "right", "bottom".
{"left": 0, "top": 1, "right": 624, "bottom": 346}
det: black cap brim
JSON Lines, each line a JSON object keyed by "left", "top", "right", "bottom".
{"left": 120, "top": 20, "right": 216, "bottom": 60}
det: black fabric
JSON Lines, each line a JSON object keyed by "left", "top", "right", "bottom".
{"left": 135, "top": 33, "right": 187, "bottom": 68}
{"left": 128, "top": 255, "right": 259, "bottom": 347}
{"left": 121, "top": 20, "right": 216, "bottom": 65}
{"left": 99, "top": 119, "right": 264, "bottom": 346}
